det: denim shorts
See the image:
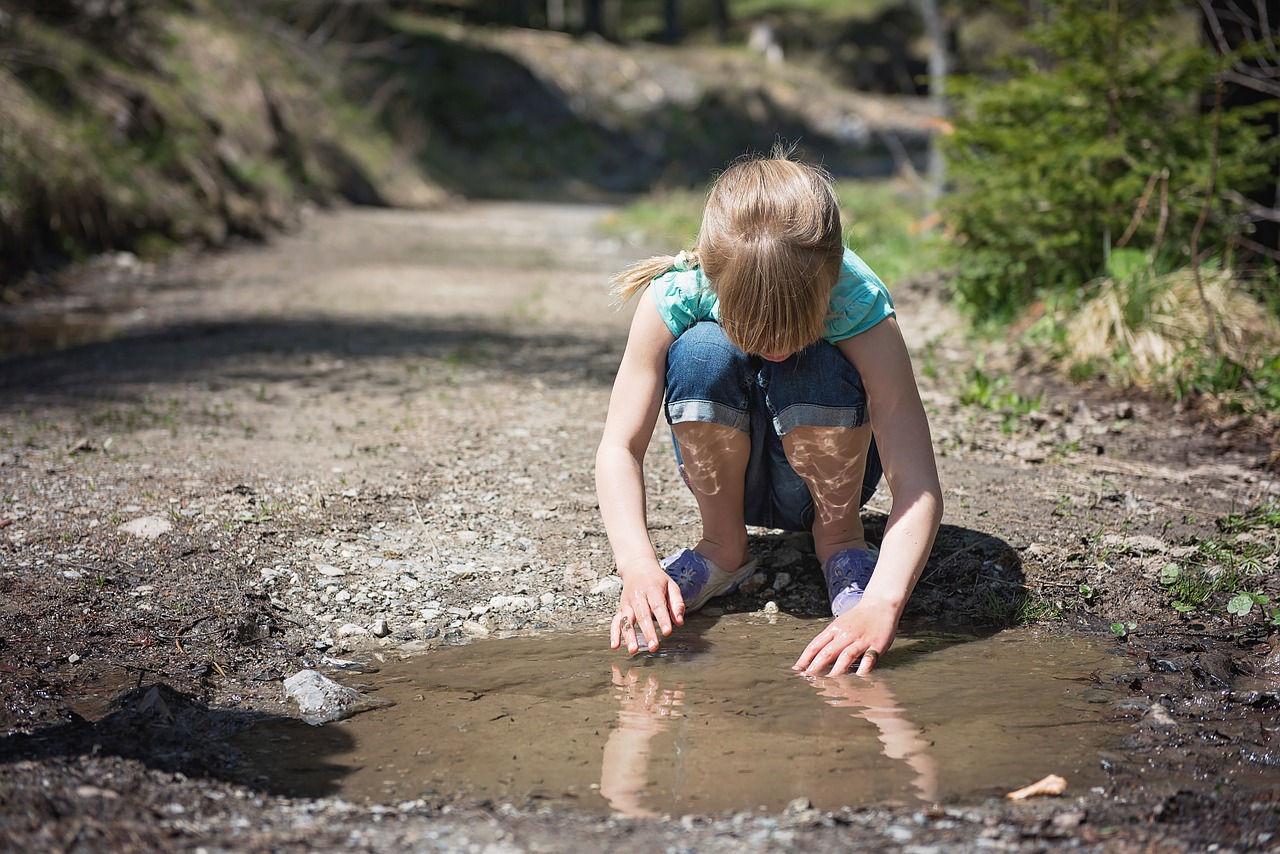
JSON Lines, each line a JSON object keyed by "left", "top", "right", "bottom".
{"left": 664, "top": 322, "right": 883, "bottom": 532}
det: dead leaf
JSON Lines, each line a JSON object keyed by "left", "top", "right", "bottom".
{"left": 1006, "top": 774, "right": 1067, "bottom": 800}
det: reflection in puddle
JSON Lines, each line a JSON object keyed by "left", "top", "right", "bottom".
{"left": 235, "top": 616, "right": 1131, "bottom": 815}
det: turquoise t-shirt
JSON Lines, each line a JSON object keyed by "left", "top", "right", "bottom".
{"left": 650, "top": 247, "right": 894, "bottom": 342}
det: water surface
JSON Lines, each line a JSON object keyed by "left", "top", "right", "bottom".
{"left": 237, "top": 615, "right": 1130, "bottom": 814}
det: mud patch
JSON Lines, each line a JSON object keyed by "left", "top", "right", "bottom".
{"left": 235, "top": 617, "right": 1132, "bottom": 814}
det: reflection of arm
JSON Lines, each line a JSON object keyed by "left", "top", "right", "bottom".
{"left": 816, "top": 676, "right": 938, "bottom": 803}
{"left": 600, "top": 719, "right": 662, "bottom": 817}
{"left": 599, "top": 666, "right": 684, "bottom": 817}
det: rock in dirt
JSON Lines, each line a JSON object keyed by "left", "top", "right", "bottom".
{"left": 118, "top": 516, "right": 173, "bottom": 539}
{"left": 283, "top": 669, "right": 393, "bottom": 725}
{"left": 589, "top": 577, "right": 622, "bottom": 597}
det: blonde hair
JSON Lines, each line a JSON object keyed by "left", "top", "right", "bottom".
{"left": 612, "top": 150, "right": 844, "bottom": 356}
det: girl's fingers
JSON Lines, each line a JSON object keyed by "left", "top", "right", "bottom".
{"left": 646, "top": 590, "right": 674, "bottom": 636}
{"left": 803, "top": 639, "right": 843, "bottom": 676}
{"left": 617, "top": 614, "right": 640, "bottom": 655}
{"left": 633, "top": 607, "right": 660, "bottom": 652}
{"left": 610, "top": 614, "right": 623, "bottom": 650}
{"left": 829, "top": 645, "right": 861, "bottom": 676}
{"left": 856, "top": 647, "right": 879, "bottom": 676}
{"left": 666, "top": 579, "right": 686, "bottom": 626}
{"left": 793, "top": 630, "right": 834, "bottom": 671}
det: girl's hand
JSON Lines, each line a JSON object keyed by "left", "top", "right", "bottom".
{"left": 792, "top": 598, "right": 899, "bottom": 676}
{"left": 610, "top": 566, "right": 685, "bottom": 655}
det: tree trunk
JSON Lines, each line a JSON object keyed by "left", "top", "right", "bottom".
{"left": 913, "top": 0, "right": 950, "bottom": 204}
{"left": 710, "top": 0, "right": 730, "bottom": 43}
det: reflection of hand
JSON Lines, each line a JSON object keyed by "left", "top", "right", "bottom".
{"left": 807, "top": 673, "right": 938, "bottom": 803}
{"left": 792, "top": 598, "right": 899, "bottom": 676}
{"left": 601, "top": 664, "right": 685, "bottom": 817}
{"left": 611, "top": 663, "right": 685, "bottom": 728}
{"left": 610, "top": 565, "right": 685, "bottom": 655}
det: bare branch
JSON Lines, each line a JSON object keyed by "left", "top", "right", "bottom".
{"left": 1223, "top": 69, "right": 1280, "bottom": 97}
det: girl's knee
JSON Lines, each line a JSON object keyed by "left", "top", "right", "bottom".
{"left": 668, "top": 322, "right": 746, "bottom": 373}
{"left": 666, "top": 322, "right": 753, "bottom": 408}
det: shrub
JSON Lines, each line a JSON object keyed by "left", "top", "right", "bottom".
{"left": 940, "top": 0, "right": 1278, "bottom": 320}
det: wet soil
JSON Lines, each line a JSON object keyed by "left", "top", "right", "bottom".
{"left": 1, "top": 201, "right": 1278, "bottom": 851}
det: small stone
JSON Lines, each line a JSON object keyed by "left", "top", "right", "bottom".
{"left": 336, "top": 623, "right": 367, "bottom": 638}
{"left": 762, "top": 600, "right": 779, "bottom": 615}
{"left": 738, "top": 572, "right": 767, "bottom": 595}
{"left": 772, "top": 572, "right": 792, "bottom": 591}
{"left": 314, "top": 636, "right": 335, "bottom": 650}
{"left": 316, "top": 564, "right": 346, "bottom": 577}
{"left": 370, "top": 619, "right": 391, "bottom": 638}
{"left": 118, "top": 516, "right": 172, "bottom": 539}
{"left": 589, "top": 577, "right": 623, "bottom": 597}
{"left": 562, "top": 563, "right": 598, "bottom": 589}
{"left": 539, "top": 592, "right": 556, "bottom": 607}
{"left": 67, "top": 653, "right": 81, "bottom": 664}
{"left": 774, "top": 548, "right": 802, "bottom": 568}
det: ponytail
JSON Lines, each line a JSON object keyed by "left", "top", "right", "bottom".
{"left": 610, "top": 249, "right": 700, "bottom": 304}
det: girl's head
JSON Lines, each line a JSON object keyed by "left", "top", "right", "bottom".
{"left": 697, "top": 154, "right": 844, "bottom": 357}
{"left": 611, "top": 150, "right": 844, "bottom": 358}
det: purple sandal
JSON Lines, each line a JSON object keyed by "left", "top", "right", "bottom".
{"left": 660, "top": 549, "right": 758, "bottom": 612}
{"left": 823, "top": 546, "right": 879, "bottom": 617}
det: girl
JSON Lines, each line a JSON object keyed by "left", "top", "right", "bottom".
{"left": 596, "top": 151, "right": 942, "bottom": 677}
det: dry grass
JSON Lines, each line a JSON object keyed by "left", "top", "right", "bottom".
{"left": 1061, "top": 266, "right": 1280, "bottom": 389}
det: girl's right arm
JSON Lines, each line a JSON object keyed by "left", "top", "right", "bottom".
{"left": 596, "top": 287, "right": 679, "bottom": 655}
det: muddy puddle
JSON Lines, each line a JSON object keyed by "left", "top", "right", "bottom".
{"left": 233, "top": 616, "right": 1136, "bottom": 815}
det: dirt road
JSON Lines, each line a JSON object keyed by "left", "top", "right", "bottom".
{"left": 1, "top": 201, "right": 1277, "bottom": 850}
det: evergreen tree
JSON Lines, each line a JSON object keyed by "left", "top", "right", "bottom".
{"left": 940, "top": 0, "right": 1278, "bottom": 318}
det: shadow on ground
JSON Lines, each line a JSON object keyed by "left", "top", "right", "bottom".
{"left": 707, "top": 520, "right": 1029, "bottom": 633}
{"left": 0, "top": 315, "right": 624, "bottom": 401}
{"left": 0, "top": 683, "right": 354, "bottom": 798}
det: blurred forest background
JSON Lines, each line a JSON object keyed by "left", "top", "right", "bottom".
{"left": 1, "top": 0, "right": 1278, "bottom": 426}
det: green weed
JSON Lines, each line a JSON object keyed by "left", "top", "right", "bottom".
{"left": 959, "top": 363, "right": 1044, "bottom": 433}
{"left": 1110, "top": 620, "right": 1137, "bottom": 639}
{"left": 1158, "top": 499, "right": 1280, "bottom": 623}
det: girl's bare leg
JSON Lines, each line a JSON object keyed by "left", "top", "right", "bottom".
{"left": 782, "top": 424, "right": 873, "bottom": 564}
{"left": 670, "top": 422, "right": 751, "bottom": 571}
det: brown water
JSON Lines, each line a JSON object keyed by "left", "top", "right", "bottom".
{"left": 237, "top": 616, "right": 1131, "bottom": 815}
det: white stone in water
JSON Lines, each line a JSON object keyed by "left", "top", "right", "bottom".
{"left": 283, "top": 669, "right": 392, "bottom": 725}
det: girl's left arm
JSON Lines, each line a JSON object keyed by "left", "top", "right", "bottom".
{"left": 793, "top": 316, "right": 943, "bottom": 676}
